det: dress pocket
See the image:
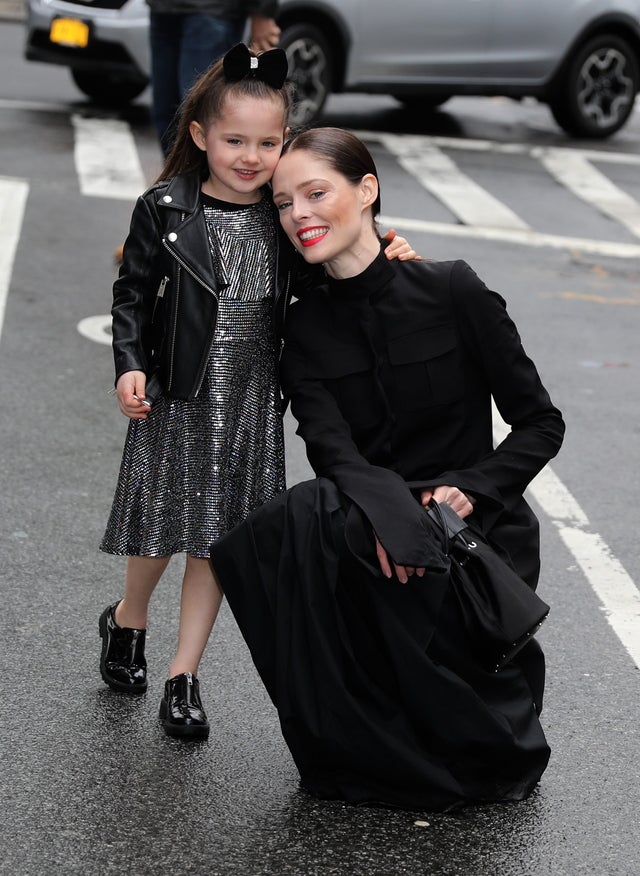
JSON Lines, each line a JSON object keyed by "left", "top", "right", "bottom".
{"left": 388, "top": 325, "right": 464, "bottom": 411}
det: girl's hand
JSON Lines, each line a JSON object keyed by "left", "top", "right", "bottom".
{"left": 382, "top": 228, "right": 423, "bottom": 261}
{"left": 116, "top": 370, "right": 151, "bottom": 419}
{"left": 420, "top": 485, "right": 475, "bottom": 519}
{"left": 375, "top": 535, "right": 425, "bottom": 584}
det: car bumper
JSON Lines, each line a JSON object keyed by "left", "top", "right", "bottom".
{"left": 25, "top": 0, "right": 150, "bottom": 78}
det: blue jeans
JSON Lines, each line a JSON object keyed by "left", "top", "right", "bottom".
{"left": 149, "top": 12, "right": 244, "bottom": 154}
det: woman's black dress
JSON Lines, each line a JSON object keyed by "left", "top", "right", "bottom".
{"left": 210, "top": 251, "right": 565, "bottom": 811}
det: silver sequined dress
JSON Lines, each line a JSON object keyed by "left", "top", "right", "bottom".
{"left": 101, "top": 194, "right": 285, "bottom": 558}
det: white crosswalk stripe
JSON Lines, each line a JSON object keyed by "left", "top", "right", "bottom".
{"left": 72, "top": 115, "right": 146, "bottom": 200}
{"left": 32, "top": 112, "right": 640, "bottom": 260}
{"left": 537, "top": 147, "right": 640, "bottom": 239}
{"left": 494, "top": 410, "right": 640, "bottom": 670}
{"left": 377, "top": 214, "right": 640, "bottom": 259}
{"left": 377, "top": 133, "right": 530, "bottom": 230}
{"left": 361, "top": 129, "right": 640, "bottom": 258}
{"left": 0, "top": 176, "right": 29, "bottom": 344}
{"left": 5, "top": 101, "right": 640, "bottom": 257}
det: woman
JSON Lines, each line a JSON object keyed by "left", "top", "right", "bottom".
{"left": 210, "top": 128, "right": 565, "bottom": 810}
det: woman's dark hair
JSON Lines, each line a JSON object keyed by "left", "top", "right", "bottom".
{"left": 157, "top": 51, "right": 293, "bottom": 183}
{"left": 281, "top": 127, "right": 382, "bottom": 218}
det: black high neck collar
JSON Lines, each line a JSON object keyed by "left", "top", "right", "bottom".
{"left": 325, "top": 246, "right": 395, "bottom": 300}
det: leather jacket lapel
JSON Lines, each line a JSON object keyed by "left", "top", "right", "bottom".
{"left": 156, "top": 173, "right": 219, "bottom": 297}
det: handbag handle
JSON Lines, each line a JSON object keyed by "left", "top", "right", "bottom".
{"left": 425, "top": 499, "right": 476, "bottom": 561}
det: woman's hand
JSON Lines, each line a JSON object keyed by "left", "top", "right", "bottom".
{"left": 382, "top": 228, "right": 423, "bottom": 261}
{"left": 116, "top": 370, "right": 151, "bottom": 419}
{"left": 375, "top": 535, "right": 425, "bottom": 584}
{"left": 420, "top": 485, "right": 475, "bottom": 519}
{"left": 375, "top": 485, "right": 474, "bottom": 580}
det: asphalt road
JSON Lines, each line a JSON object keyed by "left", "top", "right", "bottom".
{"left": 1, "top": 18, "right": 640, "bottom": 876}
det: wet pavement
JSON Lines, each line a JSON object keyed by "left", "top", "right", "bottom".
{"left": 2, "top": 13, "right": 640, "bottom": 875}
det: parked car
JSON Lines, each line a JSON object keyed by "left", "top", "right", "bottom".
{"left": 25, "top": 0, "right": 150, "bottom": 106}
{"left": 25, "top": 0, "right": 640, "bottom": 138}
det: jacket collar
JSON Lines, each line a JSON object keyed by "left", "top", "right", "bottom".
{"left": 152, "top": 172, "right": 288, "bottom": 301}
{"left": 155, "top": 170, "right": 203, "bottom": 214}
{"left": 326, "top": 245, "right": 395, "bottom": 301}
{"left": 155, "top": 171, "right": 277, "bottom": 215}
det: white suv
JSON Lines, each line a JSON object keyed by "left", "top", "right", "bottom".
{"left": 25, "top": 0, "right": 640, "bottom": 139}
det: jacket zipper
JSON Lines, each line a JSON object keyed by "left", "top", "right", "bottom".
{"left": 162, "top": 238, "right": 219, "bottom": 300}
{"left": 151, "top": 274, "right": 169, "bottom": 324}
{"left": 278, "top": 270, "right": 292, "bottom": 355}
{"left": 167, "top": 265, "right": 180, "bottom": 392}
{"left": 162, "top": 227, "right": 218, "bottom": 395}
{"left": 157, "top": 274, "right": 169, "bottom": 298}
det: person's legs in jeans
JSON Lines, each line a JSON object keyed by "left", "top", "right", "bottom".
{"left": 178, "top": 15, "right": 244, "bottom": 96}
{"left": 112, "top": 10, "right": 180, "bottom": 262}
{"left": 149, "top": 11, "right": 183, "bottom": 155}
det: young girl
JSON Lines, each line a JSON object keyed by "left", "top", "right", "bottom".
{"left": 99, "top": 43, "right": 413, "bottom": 740}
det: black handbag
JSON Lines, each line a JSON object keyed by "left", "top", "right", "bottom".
{"left": 425, "top": 501, "right": 549, "bottom": 672}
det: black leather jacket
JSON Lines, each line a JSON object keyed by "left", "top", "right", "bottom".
{"left": 111, "top": 171, "right": 297, "bottom": 401}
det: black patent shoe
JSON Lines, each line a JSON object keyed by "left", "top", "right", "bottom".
{"left": 98, "top": 602, "right": 147, "bottom": 694}
{"left": 159, "top": 672, "right": 210, "bottom": 739}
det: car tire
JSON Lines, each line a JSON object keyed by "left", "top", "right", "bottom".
{"left": 71, "top": 69, "right": 148, "bottom": 106}
{"left": 549, "top": 33, "right": 639, "bottom": 138}
{"left": 395, "top": 94, "right": 452, "bottom": 111}
{"left": 280, "top": 23, "right": 333, "bottom": 128}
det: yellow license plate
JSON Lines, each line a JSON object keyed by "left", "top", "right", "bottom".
{"left": 49, "top": 18, "right": 90, "bottom": 48}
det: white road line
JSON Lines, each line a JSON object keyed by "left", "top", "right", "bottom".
{"left": 72, "top": 115, "right": 146, "bottom": 201}
{"left": 59, "top": 117, "right": 640, "bottom": 258}
{"left": 493, "top": 411, "right": 640, "bottom": 669}
{"left": 363, "top": 129, "right": 640, "bottom": 257}
{"left": 378, "top": 133, "right": 530, "bottom": 230}
{"left": 360, "top": 129, "right": 640, "bottom": 165}
{"left": 558, "top": 527, "right": 640, "bottom": 665}
{"left": 538, "top": 148, "right": 640, "bottom": 239}
{"left": 379, "top": 213, "right": 640, "bottom": 259}
{"left": 0, "top": 97, "right": 75, "bottom": 114}
{"left": 0, "top": 176, "right": 29, "bottom": 344}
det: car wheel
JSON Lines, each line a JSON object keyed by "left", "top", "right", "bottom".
{"left": 395, "top": 94, "right": 452, "bottom": 111}
{"left": 71, "top": 69, "right": 148, "bottom": 106}
{"left": 280, "top": 23, "right": 333, "bottom": 127}
{"left": 549, "top": 34, "right": 639, "bottom": 138}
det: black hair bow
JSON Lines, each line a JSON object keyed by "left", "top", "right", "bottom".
{"left": 223, "top": 43, "right": 288, "bottom": 90}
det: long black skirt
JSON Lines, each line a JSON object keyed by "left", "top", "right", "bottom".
{"left": 210, "top": 477, "right": 550, "bottom": 811}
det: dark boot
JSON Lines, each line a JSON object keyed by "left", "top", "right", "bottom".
{"left": 98, "top": 601, "right": 147, "bottom": 693}
{"left": 159, "top": 672, "right": 210, "bottom": 739}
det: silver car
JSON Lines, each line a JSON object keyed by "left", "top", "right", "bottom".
{"left": 25, "top": 0, "right": 150, "bottom": 105}
{"left": 25, "top": 0, "right": 640, "bottom": 138}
